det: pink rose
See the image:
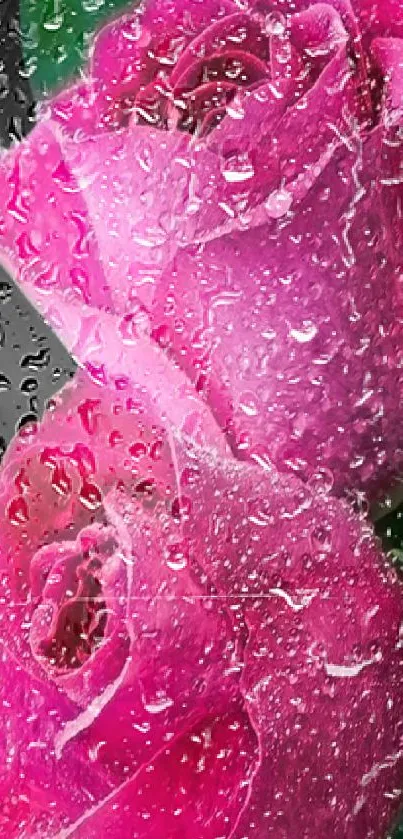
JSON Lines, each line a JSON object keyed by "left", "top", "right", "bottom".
{"left": 0, "top": 1, "right": 402, "bottom": 836}
{"left": 0, "top": 307, "right": 401, "bottom": 837}
{"left": 1, "top": 0, "right": 403, "bottom": 498}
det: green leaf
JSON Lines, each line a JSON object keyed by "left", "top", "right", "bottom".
{"left": 21, "top": 0, "right": 132, "bottom": 97}
{"left": 375, "top": 501, "right": 403, "bottom": 556}
{"left": 375, "top": 505, "right": 403, "bottom": 839}
{"left": 390, "top": 819, "right": 403, "bottom": 839}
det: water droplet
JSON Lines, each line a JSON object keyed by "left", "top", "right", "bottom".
{"left": 0, "top": 281, "right": 12, "bottom": 304}
{"left": 20, "top": 348, "right": 50, "bottom": 370}
{"left": 7, "top": 497, "right": 29, "bottom": 526}
{"left": 51, "top": 464, "right": 72, "bottom": 498}
{"left": 289, "top": 322, "right": 318, "bottom": 344}
{"left": 239, "top": 392, "right": 259, "bottom": 417}
{"left": 165, "top": 542, "right": 188, "bottom": 571}
{"left": 78, "top": 399, "right": 100, "bottom": 436}
{"left": 118, "top": 306, "right": 150, "bottom": 344}
{"left": 0, "top": 373, "right": 11, "bottom": 392}
{"left": 70, "top": 267, "right": 90, "bottom": 303}
{"left": 52, "top": 161, "right": 79, "bottom": 193}
{"left": 82, "top": 0, "right": 105, "bottom": 11}
{"left": 307, "top": 468, "right": 334, "bottom": 496}
{"left": 222, "top": 152, "right": 255, "bottom": 183}
{"left": 265, "top": 187, "right": 293, "bottom": 218}
{"left": 43, "top": 12, "right": 64, "bottom": 31}
{"left": 79, "top": 481, "right": 103, "bottom": 511}
{"left": 265, "top": 12, "right": 286, "bottom": 37}
{"left": 310, "top": 524, "right": 332, "bottom": 554}
{"left": 142, "top": 692, "right": 174, "bottom": 715}
{"left": 16, "top": 413, "right": 38, "bottom": 432}
{"left": 171, "top": 495, "right": 192, "bottom": 521}
{"left": 226, "top": 95, "right": 245, "bottom": 121}
{"left": 129, "top": 441, "right": 148, "bottom": 460}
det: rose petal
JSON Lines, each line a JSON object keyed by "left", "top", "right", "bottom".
{"left": 62, "top": 488, "right": 239, "bottom": 775}
{"left": 91, "top": 0, "right": 238, "bottom": 104}
{"left": 0, "top": 640, "right": 113, "bottom": 837}
{"left": 1, "top": 314, "right": 402, "bottom": 834}
{"left": 60, "top": 706, "right": 257, "bottom": 839}
{"left": 0, "top": 6, "right": 355, "bottom": 318}
{"left": 0, "top": 122, "right": 111, "bottom": 309}
{"left": 169, "top": 11, "right": 271, "bottom": 88}
{"left": 151, "top": 105, "right": 403, "bottom": 497}
{"left": 166, "top": 440, "right": 403, "bottom": 837}
{"left": 0, "top": 326, "right": 237, "bottom": 775}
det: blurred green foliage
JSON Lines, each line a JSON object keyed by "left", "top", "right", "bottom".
{"left": 375, "top": 505, "right": 403, "bottom": 839}
{"left": 21, "top": 0, "right": 131, "bottom": 96}
{"left": 390, "top": 819, "right": 403, "bottom": 839}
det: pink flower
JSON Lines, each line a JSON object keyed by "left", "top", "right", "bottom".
{"left": 0, "top": 308, "right": 402, "bottom": 837}
{"left": 1, "top": 0, "right": 403, "bottom": 497}
{"left": 0, "top": 1, "right": 402, "bottom": 836}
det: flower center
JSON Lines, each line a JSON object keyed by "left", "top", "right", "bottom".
{"left": 30, "top": 535, "right": 114, "bottom": 674}
{"left": 132, "top": 13, "right": 270, "bottom": 137}
{"left": 40, "top": 551, "right": 107, "bottom": 671}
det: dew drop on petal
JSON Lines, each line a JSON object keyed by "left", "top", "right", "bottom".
{"left": 221, "top": 152, "right": 255, "bottom": 183}
{"left": 289, "top": 322, "right": 318, "bottom": 344}
{"left": 265, "top": 188, "right": 293, "bottom": 218}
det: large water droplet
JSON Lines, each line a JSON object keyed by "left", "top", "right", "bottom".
{"left": 7, "top": 497, "right": 29, "bottom": 526}
{"left": 265, "top": 188, "right": 293, "bottom": 218}
{"left": 222, "top": 152, "right": 255, "bottom": 183}
{"left": 165, "top": 542, "right": 188, "bottom": 571}
{"left": 289, "top": 322, "right": 318, "bottom": 344}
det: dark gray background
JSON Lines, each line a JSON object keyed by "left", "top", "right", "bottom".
{"left": 0, "top": 264, "right": 76, "bottom": 455}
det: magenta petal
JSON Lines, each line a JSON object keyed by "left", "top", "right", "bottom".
{"left": 250, "top": 0, "right": 403, "bottom": 39}
{"left": 290, "top": 3, "right": 348, "bottom": 54}
{"left": 0, "top": 1, "right": 403, "bottom": 833}
{"left": 91, "top": 0, "right": 237, "bottom": 102}
{"left": 372, "top": 36, "right": 403, "bottom": 109}
{"left": 0, "top": 21, "right": 354, "bottom": 321}
{"left": 0, "top": 118, "right": 214, "bottom": 317}
{"left": 168, "top": 442, "right": 403, "bottom": 838}
{"left": 0, "top": 640, "right": 112, "bottom": 837}
{"left": 0, "top": 322, "right": 402, "bottom": 835}
{"left": 67, "top": 488, "right": 240, "bottom": 775}
{"left": 62, "top": 707, "right": 257, "bottom": 839}
{"left": 0, "top": 122, "right": 111, "bottom": 310}
{"left": 351, "top": 0, "right": 403, "bottom": 38}
{"left": 0, "top": 339, "right": 237, "bottom": 774}
{"left": 172, "top": 49, "right": 269, "bottom": 92}
{"left": 151, "top": 111, "right": 403, "bottom": 497}
{"left": 235, "top": 555, "right": 403, "bottom": 838}
{"left": 203, "top": 42, "right": 355, "bottom": 216}
{"left": 370, "top": 39, "right": 403, "bottom": 265}
{"left": 29, "top": 522, "right": 130, "bottom": 707}
{"left": 0, "top": 341, "right": 228, "bottom": 592}
{"left": 169, "top": 11, "right": 271, "bottom": 88}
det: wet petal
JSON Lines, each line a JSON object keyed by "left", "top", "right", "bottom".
{"left": 61, "top": 706, "right": 257, "bottom": 839}
{"left": 167, "top": 441, "right": 403, "bottom": 838}
{"left": 151, "top": 113, "right": 403, "bottom": 497}
{"left": 91, "top": 0, "right": 238, "bottom": 105}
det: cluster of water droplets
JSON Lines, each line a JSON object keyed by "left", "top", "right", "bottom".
{"left": 0, "top": 265, "right": 75, "bottom": 456}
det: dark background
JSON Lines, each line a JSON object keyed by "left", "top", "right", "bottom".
{"left": 0, "top": 0, "right": 35, "bottom": 146}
